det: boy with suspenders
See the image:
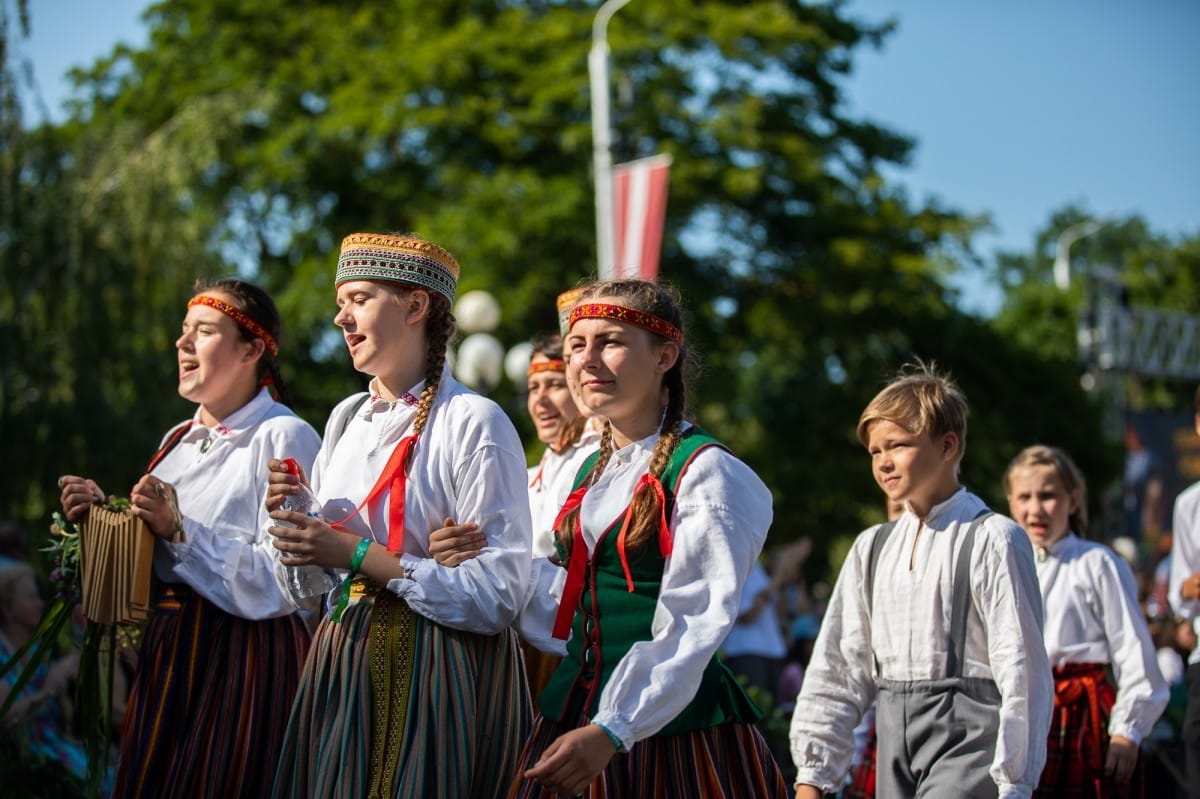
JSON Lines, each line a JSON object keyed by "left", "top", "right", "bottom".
{"left": 789, "top": 363, "right": 1053, "bottom": 798}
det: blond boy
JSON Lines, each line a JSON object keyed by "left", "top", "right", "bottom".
{"left": 789, "top": 364, "right": 1052, "bottom": 798}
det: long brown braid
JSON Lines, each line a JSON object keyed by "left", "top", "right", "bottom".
{"left": 553, "top": 279, "right": 693, "bottom": 560}
{"left": 192, "top": 277, "right": 292, "bottom": 406}
{"left": 556, "top": 416, "right": 588, "bottom": 453}
{"left": 410, "top": 291, "right": 456, "bottom": 452}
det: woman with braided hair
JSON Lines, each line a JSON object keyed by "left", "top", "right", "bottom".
{"left": 58, "top": 278, "right": 320, "bottom": 798}
{"left": 264, "top": 232, "right": 533, "bottom": 798}
{"left": 496, "top": 278, "right": 786, "bottom": 797}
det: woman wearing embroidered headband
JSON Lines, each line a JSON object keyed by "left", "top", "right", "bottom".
{"left": 515, "top": 327, "right": 601, "bottom": 700}
{"left": 524, "top": 327, "right": 601, "bottom": 563}
{"left": 57, "top": 278, "right": 320, "bottom": 798}
{"left": 1004, "top": 445, "right": 1167, "bottom": 798}
{"left": 500, "top": 278, "right": 787, "bottom": 797}
{"left": 265, "top": 232, "right": 533, "bottom": 797}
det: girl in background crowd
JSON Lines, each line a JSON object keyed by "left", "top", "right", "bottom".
{"left": 525, "top": 330, "right": 595, "bottom": 560}
{"left": 521, "top": 328, "right": 600, "bottom": 698}
{"left": 1005, "top": 444, "right": 1168, "bottom": 798}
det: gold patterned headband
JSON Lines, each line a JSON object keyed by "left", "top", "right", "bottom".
{"left": 188, "top": 295, "right": 279, "bottom": 356}
{"left": 528, "top": 359, "right": 565, "bottom": 376}
{"left": 568, "top": 302, "right": 683, "bottom": 346}
{"left": 556, "top": 287, "right": 588, "bottom": 337}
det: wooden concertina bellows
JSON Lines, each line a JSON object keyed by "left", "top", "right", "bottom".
{"left": 79, "top": 505, "right": 154, "bottom": 625}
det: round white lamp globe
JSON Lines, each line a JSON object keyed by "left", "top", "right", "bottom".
{"left": 455, "top": 290, "right": 502, "bottom": 334}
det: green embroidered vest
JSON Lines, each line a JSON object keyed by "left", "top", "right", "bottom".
{"left": 537, "top": 427, "right": 763, "bottom": 734}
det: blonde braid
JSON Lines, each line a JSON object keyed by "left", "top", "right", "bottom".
{"left": 625, "top": 369, "right": 686, "bottom": 554}
{"left": 554, "top": 422, "right": 614, "bottom": 560}
{"left": 410, "top": 295, "right": 453, "bottom": 448}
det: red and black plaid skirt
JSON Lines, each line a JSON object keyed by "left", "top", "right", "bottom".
{"left": 1035, "top": 661, "right": 1143, "bottom": 799}
{"left": 842, "top": 723, "right": 877, "bottom": 799}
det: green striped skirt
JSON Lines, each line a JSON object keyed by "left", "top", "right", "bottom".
{"left": 271, "top": 585, "right": 532, "bottom": 798}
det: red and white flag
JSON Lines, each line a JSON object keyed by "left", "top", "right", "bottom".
{"left": 611, "top": 154, "right": 671, "bottom": 281}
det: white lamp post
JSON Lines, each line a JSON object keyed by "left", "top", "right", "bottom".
{"left": 590, "top": 0, "right": 633, "bottom": 280}
{"left": 504, "top": 341, "right": 535, "bottom": 386}
{"left": 1053, "top": 220, "right": 1106, "bottom": 291}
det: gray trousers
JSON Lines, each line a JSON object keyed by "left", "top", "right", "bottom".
{"left": 874, "top": 675, "right": 1001, "bottom": 799}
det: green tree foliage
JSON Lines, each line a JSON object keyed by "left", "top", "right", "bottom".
{"left": 991, "top": 205, "right": 1200, "bottom": 537}
{"left": 994, "top": 207, "right": 1200, "bottom": 415}
{"left": 1, "top": 1, "right": 1124, "bottom": 580}
{"left": 2, "top": 17, "right": 225, "bottom": 528}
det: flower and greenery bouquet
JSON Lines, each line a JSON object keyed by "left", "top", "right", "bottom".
{"left": 0, "top": 497, "right": 143, "bottom": 798}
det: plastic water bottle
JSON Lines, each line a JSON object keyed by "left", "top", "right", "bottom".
{"left": 278, "top": 458, "right": 338, "bottom": 598}
{"left": 280, "top": 458, "right": 323, "bottom": 520}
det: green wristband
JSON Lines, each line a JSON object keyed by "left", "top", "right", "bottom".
{"left": 592, "top": 722, "right": 626, "bottom": 753}
{"left": 349, "top": 538, "right": 370, "bottom": 574}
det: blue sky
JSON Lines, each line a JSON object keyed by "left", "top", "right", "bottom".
{"left": 13, "top": 1, "right": 1200, "bottom": 316}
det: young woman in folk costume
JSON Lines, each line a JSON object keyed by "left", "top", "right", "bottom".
{"left": 1005, "top": 445, "right": 1168, "bottom": 799}
{"left": 520, "top": 307, "right": 603, "bottom": 698}
{"left": 525, "top": 330, "right": 595, "bottom": 561}
{"left": 265, "top": 232, "right": 534, "bottom": 798}
{"left": 509, "top": 278, "right": 788, "bottom": 798}
{"left": 57, "top": 279, "right": 320, "bottom": 798}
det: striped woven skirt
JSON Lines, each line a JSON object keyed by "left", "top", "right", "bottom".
{"left": 271, "top": 584, "right": 532, "bottom": 798}
{"left": 1036, "top": 661, "right": 1141, "bottom": 799}
{"left": 506, "top": 700, "right": 789, "bottom": 798}
{"left": 520, "top": 638, "right": 562, "bottom": 702}
{"left": 113, "top": 583, "right": 310, "bottom": 799}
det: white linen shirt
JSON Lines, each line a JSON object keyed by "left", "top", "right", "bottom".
{"left": 300, "top": 370, "right": 532, "bottom": 635}
{"left": 518, "top": 425, "right": 774, "bottom": 749}
{"left": 1038, "top": 533, "right": 1168, "bottom": 743}
{"left": 789, "top": 488, "right": 1053, "bottom": 799}
{"left": 526, "top": 426, "right": 601, "bottom": 558}
{"left": 1169, "top": 480, "right": 1200, "bottom": 666}
{"left": 152, "top": 388, "right": 321, "bottom": 619}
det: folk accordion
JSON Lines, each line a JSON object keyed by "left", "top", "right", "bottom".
{"left": 79, "top": 505, "right": 155, "bottom": 625}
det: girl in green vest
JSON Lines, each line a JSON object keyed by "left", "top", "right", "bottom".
{"left": 508, "top": 279, "right": 788, "bottom": 797}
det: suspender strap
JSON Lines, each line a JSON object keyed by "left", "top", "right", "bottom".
{"left": 866, "top": 520, "right": 898, "bottom": 617}
{"left": 867, "top": 520, "right": 897, "bottom": 678}
{"left": 947, "top": 510, "right": 992, "bottom": 678}
{"left": 146, "top": 422, "right": 194, "bottom": 472}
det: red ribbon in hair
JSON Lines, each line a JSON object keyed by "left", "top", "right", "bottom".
{"left": 615, "top": 474, "right": 671, "bottom": 591}
{"left": 549, "top": 475, "right": 674, "bottom": 639}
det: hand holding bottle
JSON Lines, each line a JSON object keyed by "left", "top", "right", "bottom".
{"left": 267, "top": 457, "right": 337, "bottom": 597}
